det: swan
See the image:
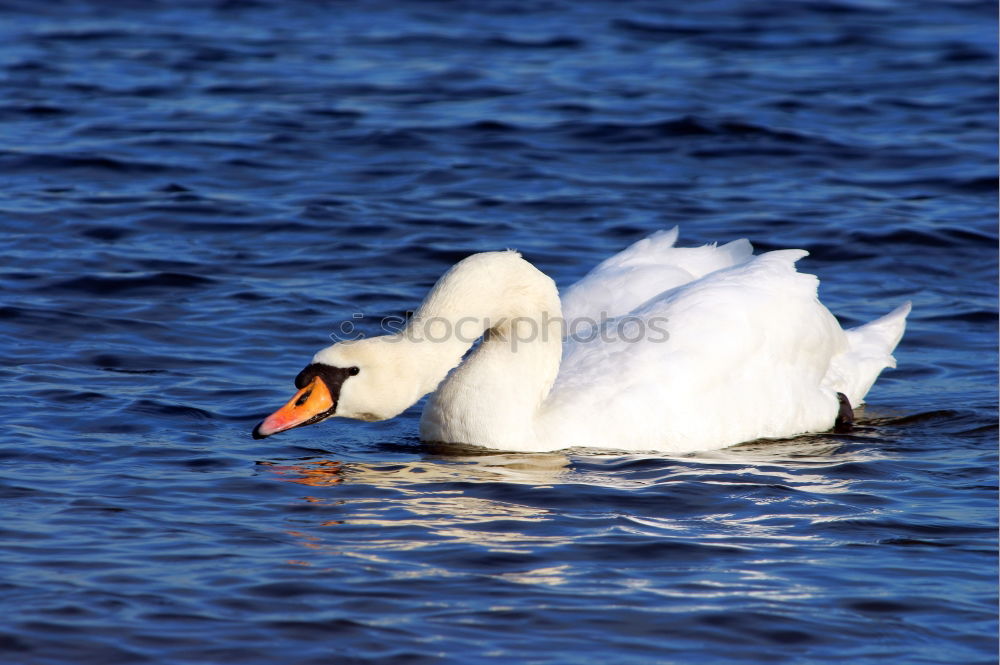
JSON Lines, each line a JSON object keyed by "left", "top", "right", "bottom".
{"left": 252, "top": 228, "right": 910, "bottom": 454}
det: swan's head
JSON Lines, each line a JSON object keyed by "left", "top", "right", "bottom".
{"left": 252, "top": 336, "right": 423, "bottom": 439}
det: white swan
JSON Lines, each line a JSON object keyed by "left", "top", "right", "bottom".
{"left": 253, "top": 228, "right": 910, "bottom": 454}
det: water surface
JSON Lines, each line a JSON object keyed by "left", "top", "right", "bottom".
{"left": 1, "top": 1, "right": 997, "bottom": 663}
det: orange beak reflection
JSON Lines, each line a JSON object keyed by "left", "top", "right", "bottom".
{"left": 253, "top": 376, "right": 335, "bottom": 439}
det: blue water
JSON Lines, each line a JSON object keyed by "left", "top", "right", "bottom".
{"left": 1, "top": 1, "right": 997, "bottom": 663}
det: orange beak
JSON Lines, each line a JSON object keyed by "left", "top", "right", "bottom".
{"left": 252, "top": 376, "right": 335, "bottom": 439}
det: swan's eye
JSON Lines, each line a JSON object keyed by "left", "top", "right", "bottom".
{"left": 348, "top": 366, "right": 360, "bottom": 376}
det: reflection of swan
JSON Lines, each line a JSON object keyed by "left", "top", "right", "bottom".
{"left": 261, "top": 451, "right": 570, "bottom": 488}
{"left": 267, "top": 445, "right": 866, "bottom": 563}
{"left": 253, "top": 228, "right": 909, "bottom": 454}
{"left": 264, "top": 453, "right": 570, "bottom": 553}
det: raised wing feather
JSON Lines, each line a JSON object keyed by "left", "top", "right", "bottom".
{"left": 559, "top": 226, "right": 754, "bottom": 325}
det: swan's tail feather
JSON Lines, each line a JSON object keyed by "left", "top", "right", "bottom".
{"left": 826, "top": 301, "right": 911, "bottom": 406}
{"left": 848, "top": 301, "right": 911, "bottom": 359}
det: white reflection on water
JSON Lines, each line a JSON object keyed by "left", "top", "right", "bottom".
{"left": 262, "top": 450, "right": 571, "bottom": 487}
{"left": 265, "top": 433, "right": 891, "bottom": 566}
{"left": 494, "top": 565, "right": 572, "bottom": 587}
{"left": 264, "top": 453, "right": 572, "bottom": 555}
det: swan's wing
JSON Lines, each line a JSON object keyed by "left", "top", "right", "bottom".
{"left": 544, "top": 249, "right": 847, "bottom": 453}
{"left": 559, "top": 227, "right": 754, "bottom": 325}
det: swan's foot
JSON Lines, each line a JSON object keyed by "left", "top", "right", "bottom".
{"left": 834, "top": 392, "right": 854, "bottom": 432}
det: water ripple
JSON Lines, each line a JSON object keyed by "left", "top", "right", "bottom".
{"left": 0, "top": 0, "right": 995, "bottom": 664}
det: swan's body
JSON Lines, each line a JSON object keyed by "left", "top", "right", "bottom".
{"left": 254, "top": 229, "right": 909, "bottom": 454}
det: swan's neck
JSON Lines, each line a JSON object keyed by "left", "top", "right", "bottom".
{"left": 401, "top": 252, "right": 563, "bottom": 447}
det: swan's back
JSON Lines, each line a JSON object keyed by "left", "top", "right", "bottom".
{"left": 545, "top": 248, "right": 874, "bottom": 453}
